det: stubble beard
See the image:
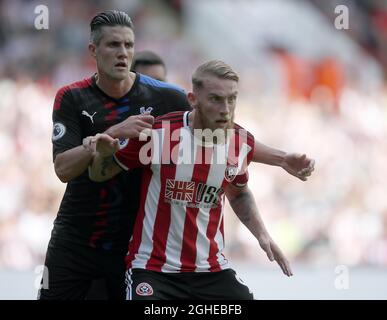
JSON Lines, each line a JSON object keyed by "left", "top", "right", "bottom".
{"left": 197, "top": 107, "right": 235, "bottom": 144}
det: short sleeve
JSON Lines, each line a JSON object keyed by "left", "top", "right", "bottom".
{"left": 113, "top": 137, "right": 150, "bottom": 170}
{"left": 163, "top": 87, "right": 191, "bottom": 112}
{"left": 230, "top": 129, "right": 255, "bottom": 188}
{"left": 52, "top": 88, "right": 82, "bottom": 160}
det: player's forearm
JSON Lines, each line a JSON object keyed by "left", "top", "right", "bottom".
{"left": 54, "top": 145, "right": 94, "bottom": 183}
{"left": 104, "top": 118, "right": 134, "bottom": 138}
{"left": 252, "top": 140, "right": 286, "bottom": 167}
{"left": 89, "top": 153, "right": 121, "bottom": 182}
{"left": 104, "top": 124, "right": 120, "bottom": 138}
{"left": 227, "top": 187, "right": 269, "bottom": 240}
{"left": 105, "top": 114, "right": 154, "bottom": 139}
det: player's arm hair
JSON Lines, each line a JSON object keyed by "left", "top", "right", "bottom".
{"left": 55, "top": 145, "right": 95, "bottom": 182}
{"left": 225, "top": 184, "right": 270, "bottom": 239}
{"left": 88, "top": 154, "right": 122, "bottom": 182}
{"left": 251, "top": 140, "right": 286, "bottom": 166}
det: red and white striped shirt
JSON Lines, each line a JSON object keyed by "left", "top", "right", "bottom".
{"left": 114, "top": 111, "right": 254, "bottom": 272}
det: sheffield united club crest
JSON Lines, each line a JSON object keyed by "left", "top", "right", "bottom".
{"left": 225, "top": 165, "right": 238, "bottom": 182}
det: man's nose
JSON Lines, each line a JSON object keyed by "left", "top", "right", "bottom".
{"left": 219, "top": 101, "right": 230, "bottom": 115}
{"left": 117, "top": 45, "right": 128, "bottom": 57}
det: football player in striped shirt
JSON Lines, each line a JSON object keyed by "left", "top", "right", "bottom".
{"left": 89, "top": 60, "right": 294, "bottom": 299}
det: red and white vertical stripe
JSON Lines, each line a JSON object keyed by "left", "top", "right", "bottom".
{"left": 125, "top": 111, "right": 253, "bottom": 273}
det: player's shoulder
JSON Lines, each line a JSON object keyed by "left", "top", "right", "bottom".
{"left": 138, "top": 73, "right": 186, "bottom": 95}
{"left": 55, "top": 77, "right": 93, "bottom": 96}
{"left": 53, "top": 77, "right": 94, "bottom": 110}
{"left": 154, "top": 111, "right": 187, "bottom": 129}
{"left": 233, "top": 123, "right": 254, "bottom": 145}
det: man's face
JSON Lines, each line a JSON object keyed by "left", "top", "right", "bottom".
{"left": 135, "top": 64, "right": 166, "bottom": 81}
{"left": 90, "top": 26, "right": 134, "bottom": 80}
{"left": 190, "top": 75, "right": 238, "bottom": 132}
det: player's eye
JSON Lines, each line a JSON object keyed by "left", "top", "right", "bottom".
{"left": 210, "top": 96, "right": 221, "bottom": 103}
{"left": 228, "top": 96, "right": 236, "bottom": 103}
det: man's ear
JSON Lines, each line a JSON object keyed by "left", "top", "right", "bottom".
{"left": 187, "top": 92, "right": 197, "bottom": 110}
{"left": 88, "top": 43, "right": 97, "bottom": 59}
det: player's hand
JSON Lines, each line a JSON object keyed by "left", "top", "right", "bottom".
{"left": 91, "top": 133, "right": 120, "bottom": 157}
{"left": 281, "top": 153, "right": 315, "bottom": 181}
{"left": 258, "top": 233, "right": 293, "bottom": 277}
{"left": 105, "top": 113, "right": 154, "bottom": 139}
{"left": 82, "top": 136, "right": 97, "bottom": 155}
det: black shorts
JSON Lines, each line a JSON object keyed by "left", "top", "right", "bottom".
{"left": 37, "top": 240, "right": 126, "bottom": 300}
{"left": 126, "top": 268, "right": 254, "bottom": 300}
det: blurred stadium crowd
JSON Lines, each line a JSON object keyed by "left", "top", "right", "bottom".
{"left": 0, "top": 0, "right": 386, "bottom": 270}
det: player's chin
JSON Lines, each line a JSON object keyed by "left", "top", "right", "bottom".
{"left": 226, "top": 121, "right": 235, "bottom": 130}
{"left": 111, "top": 69, "right": 129, "bottom": 80}
{"left": 218, "top": 121, "right": 234, "bottom": 132}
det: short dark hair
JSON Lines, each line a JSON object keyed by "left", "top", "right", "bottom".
{"left": 131, "top": 50, "right": 165, "bottom": 71}
{"left": 90, "top": 10, "right": 133, "bottom": 45}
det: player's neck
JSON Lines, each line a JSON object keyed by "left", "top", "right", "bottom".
{"left": 189, "top": 110, "right": 217, "bottom": 145}
{"left": 96, "top": 72, "right": 135, "bottom": 99}
{"left": 188, "top": 110, "right": 200, "bottom": 131}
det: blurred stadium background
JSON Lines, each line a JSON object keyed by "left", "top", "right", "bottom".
{"left": 0, "top": 0, "right": 387, "bottom": 299}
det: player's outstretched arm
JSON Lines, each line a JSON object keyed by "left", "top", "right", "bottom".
{"left": 252, "top": 140, "right": 315, "bottom": 181}
{"left": 225, "top": 184, "right": 293, "bottom": 277}
{"left": 88, "top": 133, "right": 122, "bottom": 182}
{"left": 55, "top": 114, "right": 154, "bottom": 183}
